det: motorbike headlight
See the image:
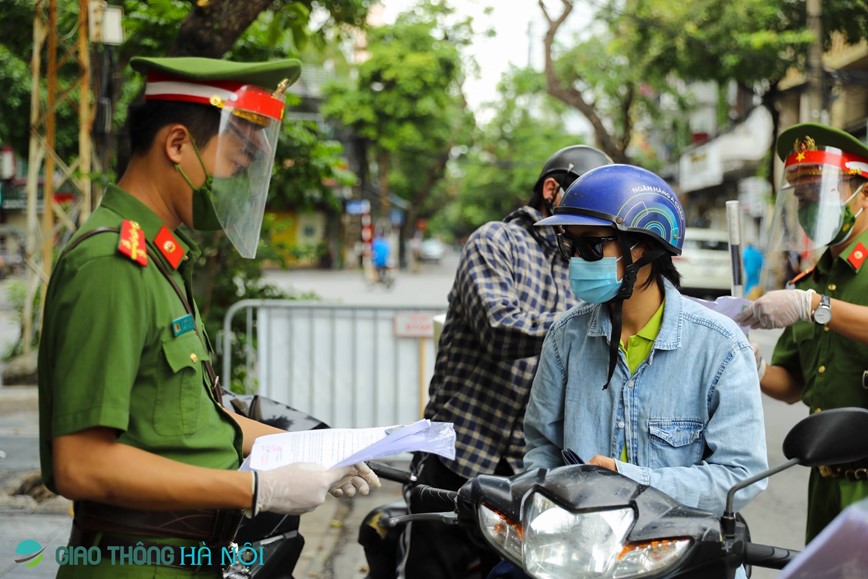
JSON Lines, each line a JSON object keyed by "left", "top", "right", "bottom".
{"left": 522, "top": 492, "right": 691, "bottom": 579}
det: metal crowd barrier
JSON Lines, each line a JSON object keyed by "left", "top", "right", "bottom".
{"left": 221, "top": 300, "right": 445, "bottom": 428}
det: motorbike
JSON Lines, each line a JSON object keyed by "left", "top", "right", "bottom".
{"left": 366, "top": 407, "right": 868, "bottom": 579}
{"left": 222, "top": 391, "right": 330, "bottom": 579}
{"left": 359, "top": 460, "right": 485, "bottom": 579}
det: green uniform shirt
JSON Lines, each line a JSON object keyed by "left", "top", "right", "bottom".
{"left": 772, "top": 230, "right": 868, "bottom": 541}
{"left": 618, "top": 301, "right": 665, "bottom": 463}
{"left": 39, "top": 185, "right": 243, "bottom": 494}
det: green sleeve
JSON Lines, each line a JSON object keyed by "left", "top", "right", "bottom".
{"left": 771, "top": 325, "right": 801, "bottom": 376}
{"left": 45, "top": 254, "right": 149, "bottom": 437}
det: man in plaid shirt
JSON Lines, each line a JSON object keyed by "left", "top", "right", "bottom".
{"left": 398, "top": 145, "right": 612, "bottom": 578}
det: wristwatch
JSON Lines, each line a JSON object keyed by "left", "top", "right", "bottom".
{"left": 813, "top": 294, "right": 832, "bottom": 325}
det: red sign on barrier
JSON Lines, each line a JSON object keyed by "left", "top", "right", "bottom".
{"left": 393, "top": 312, "right": 434, "bottom": 338}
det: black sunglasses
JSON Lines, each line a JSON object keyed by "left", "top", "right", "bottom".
{"left": 557, "top": 234, "right": 618, "bottom": 262}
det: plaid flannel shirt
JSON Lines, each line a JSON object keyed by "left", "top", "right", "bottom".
{"left": 424, "top": 206, "right": 577, "bottom": 479}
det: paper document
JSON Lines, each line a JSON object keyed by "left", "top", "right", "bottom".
{"left": 687, "top": 295, "right": 751, "bottom": 334}
{"left": 244, "top": 419, "right": 456, "bottom": 470}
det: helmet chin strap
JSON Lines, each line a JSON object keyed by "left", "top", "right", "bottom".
{"left": 603, "top": 239, "right": 666, "bottom": 390}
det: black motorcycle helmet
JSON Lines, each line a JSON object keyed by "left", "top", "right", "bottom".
{"left": 528, "top": 145, "right": 613, "bottom": 211}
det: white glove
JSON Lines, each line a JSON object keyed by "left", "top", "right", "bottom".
{"left": 735, "top": 289, "right": 814, "bottom": 329}
{"left": 751, "top": 341, "right": 767, "bottom": 381}
{"left": 253, "top": 463, "right": 354, "bottom": 516}
{"left": 329, "top": 462, "right": 382, "bottom": 498}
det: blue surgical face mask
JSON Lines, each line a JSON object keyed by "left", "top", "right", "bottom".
{"left": 569, "top": 256, "right": 623, "bottom": 303}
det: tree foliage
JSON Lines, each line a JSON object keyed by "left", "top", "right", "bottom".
{"left": 539, "top": 0, "right": 868, "bottom": 165}
{"left": 430, "top": 66, "right": 592, "bottom": 239}
{"left": 321, "top": 0, "right": 474, "bottom": 233}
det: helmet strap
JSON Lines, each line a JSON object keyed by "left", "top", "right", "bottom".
{"left": 602, "top": 238, "right": 667, "bottom": 389}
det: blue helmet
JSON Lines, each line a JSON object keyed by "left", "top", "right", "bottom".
{"left": 537, "top": 164, "right": 685, "bottom": 255}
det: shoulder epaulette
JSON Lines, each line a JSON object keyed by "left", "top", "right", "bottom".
{"left": 117, "top": 220, "right": 148, "bottom": 267}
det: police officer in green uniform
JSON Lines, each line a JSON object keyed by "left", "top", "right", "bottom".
{"left": 38, "top": 56, "right": 378, "bottom": 577}
{"left": 736, "top": 123, "right": 868, "bottom": 541}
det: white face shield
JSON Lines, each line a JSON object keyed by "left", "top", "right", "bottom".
{"left": 209, "top": 85, "right": 285, "bottom": 258}
{"left": 767, "top": 145, "right": 868, "bottom": 253}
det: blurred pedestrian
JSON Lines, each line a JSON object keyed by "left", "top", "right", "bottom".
{"left": 371, "top": 232, "right": 392, "bottom": 286}
{"left": 408, "top": 231, "right": 422, "bottom": 273}
{"left": 736, "top": 122, "right": 868, "bottom": 542}
{"left": 38, "top": 55, "right": 378, "bottom": 578}
{"left": 743, "top": 241, "right": 764, "bottom": 298}
{"left": 397, "top": 145, "right": 612, "bottom": 579}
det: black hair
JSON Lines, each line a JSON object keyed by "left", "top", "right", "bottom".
{"left": 622, "top": 232, "right": 682, "bottom": 292}
{"left": 127, "top": 100, "right": 221, "bottom": 156}
{"left": 528, "top": 171, "right": 579, "bottom": 210}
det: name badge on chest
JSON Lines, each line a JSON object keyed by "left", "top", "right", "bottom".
{"left": 172, "top": 314, "right": 195, "bottom": 337}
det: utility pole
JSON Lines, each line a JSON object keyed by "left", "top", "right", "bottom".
{"left": 23, "top": 0, "right": 93, "bottom": 353}
{"left": 806, "top": 0, "right": 825, "bottom": 123}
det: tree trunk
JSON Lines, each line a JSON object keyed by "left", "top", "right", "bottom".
{"left": 170, "top": 0, "right": 274, "bottom": 58}
{"left": 538, "top": 0, "right": 630, "bottom": 163}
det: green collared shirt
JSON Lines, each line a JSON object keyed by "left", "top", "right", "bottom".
{"left": 38, "top": 185, "right": 242, "bottom": 493}
{"left": 618, "top": 301, "right": 665, "bottom": 462}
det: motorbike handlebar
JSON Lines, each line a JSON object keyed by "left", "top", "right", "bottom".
{"left": 410, "top": 484, "right": 458, "bottom": 512}
{"left": 368, "top": 461, "right": 417, "bottom": 484}
{"left": 743, "top": 542, "right": 799, "bottom": 570}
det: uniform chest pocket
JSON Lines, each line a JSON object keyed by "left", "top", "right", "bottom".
{"left": 155, "top": 332, "right": 211, "bottom": 436}
{"left": 648, "top": 418, "right": 705, "bottom": 468}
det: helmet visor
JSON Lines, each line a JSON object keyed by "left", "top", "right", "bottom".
{"left": 768, "top": 148, "right": 858, "bottom": 252}
{"left": 211, "top": 85, "right": 284, "bottom": 258}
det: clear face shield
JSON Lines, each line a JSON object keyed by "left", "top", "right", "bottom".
{"left": 210, "top": 85, "right": 285, "bottom": 258}
{"left": 767, "top": 146, "right": 865, "bottom": 253}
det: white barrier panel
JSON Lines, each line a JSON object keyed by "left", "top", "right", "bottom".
{"left": 223, "top": 300, "right": 443, "bottom": 429}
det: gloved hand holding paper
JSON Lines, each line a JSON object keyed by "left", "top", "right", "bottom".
{"left": 243, "top": 419, "right": 456, "bottom": 471}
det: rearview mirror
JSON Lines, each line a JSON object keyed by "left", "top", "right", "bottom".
{"left": 783, "top": 407, "right": 868, "bottom": 467}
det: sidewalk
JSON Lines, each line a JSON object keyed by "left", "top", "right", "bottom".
{"left": 0, "top": 385, "right": 404, "bottom": 578}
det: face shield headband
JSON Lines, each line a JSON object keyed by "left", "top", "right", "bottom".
{"left": 768, "top": 148, "right": 868, "bottom": 253}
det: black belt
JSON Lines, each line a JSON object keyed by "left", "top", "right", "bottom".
{"left": 817, "top": 460, "right": 868, "bottom": 481}
{"left": 74, "top": 501, "right": 242, "bottom": 545}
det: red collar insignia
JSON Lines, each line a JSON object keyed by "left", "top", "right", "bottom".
{"left": 848, "top": 242, "right": 868, "bottom": 271}
{"left": 117, "top": 220, "right": 148, "bottom": 267}
{"left": 154, "top": 225, "right": 185, "bottom": 270}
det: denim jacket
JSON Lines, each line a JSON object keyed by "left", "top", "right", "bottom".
{"left": 524, "top": 279, "right": 768, "bottom": 515}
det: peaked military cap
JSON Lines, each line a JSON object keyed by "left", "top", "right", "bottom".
{"left": 777, "top": 122, "right": 868, "bottom": 178}
{"left": 130, "top": 56, "right": 302, "bottom": 106}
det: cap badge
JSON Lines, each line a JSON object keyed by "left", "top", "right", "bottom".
{"left": 793, "top": 135, "right": 817, "bottom": 160}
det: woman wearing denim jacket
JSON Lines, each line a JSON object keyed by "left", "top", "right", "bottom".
{"left": 523, "top": 164, "right": 769, "bottom": 517}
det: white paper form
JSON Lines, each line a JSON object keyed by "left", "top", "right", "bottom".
{"left": 244, "top": 419, "right": 456, "bottom": 471}
{"left": 687, "top": 295, "right": 752, "bottom": 334}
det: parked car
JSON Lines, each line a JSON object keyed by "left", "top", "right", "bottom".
{"left": 419, "top": 238, "right": 446, "bottom": 263}
{"left": 674, "top": 228, "right": 732, "bottom": 298}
